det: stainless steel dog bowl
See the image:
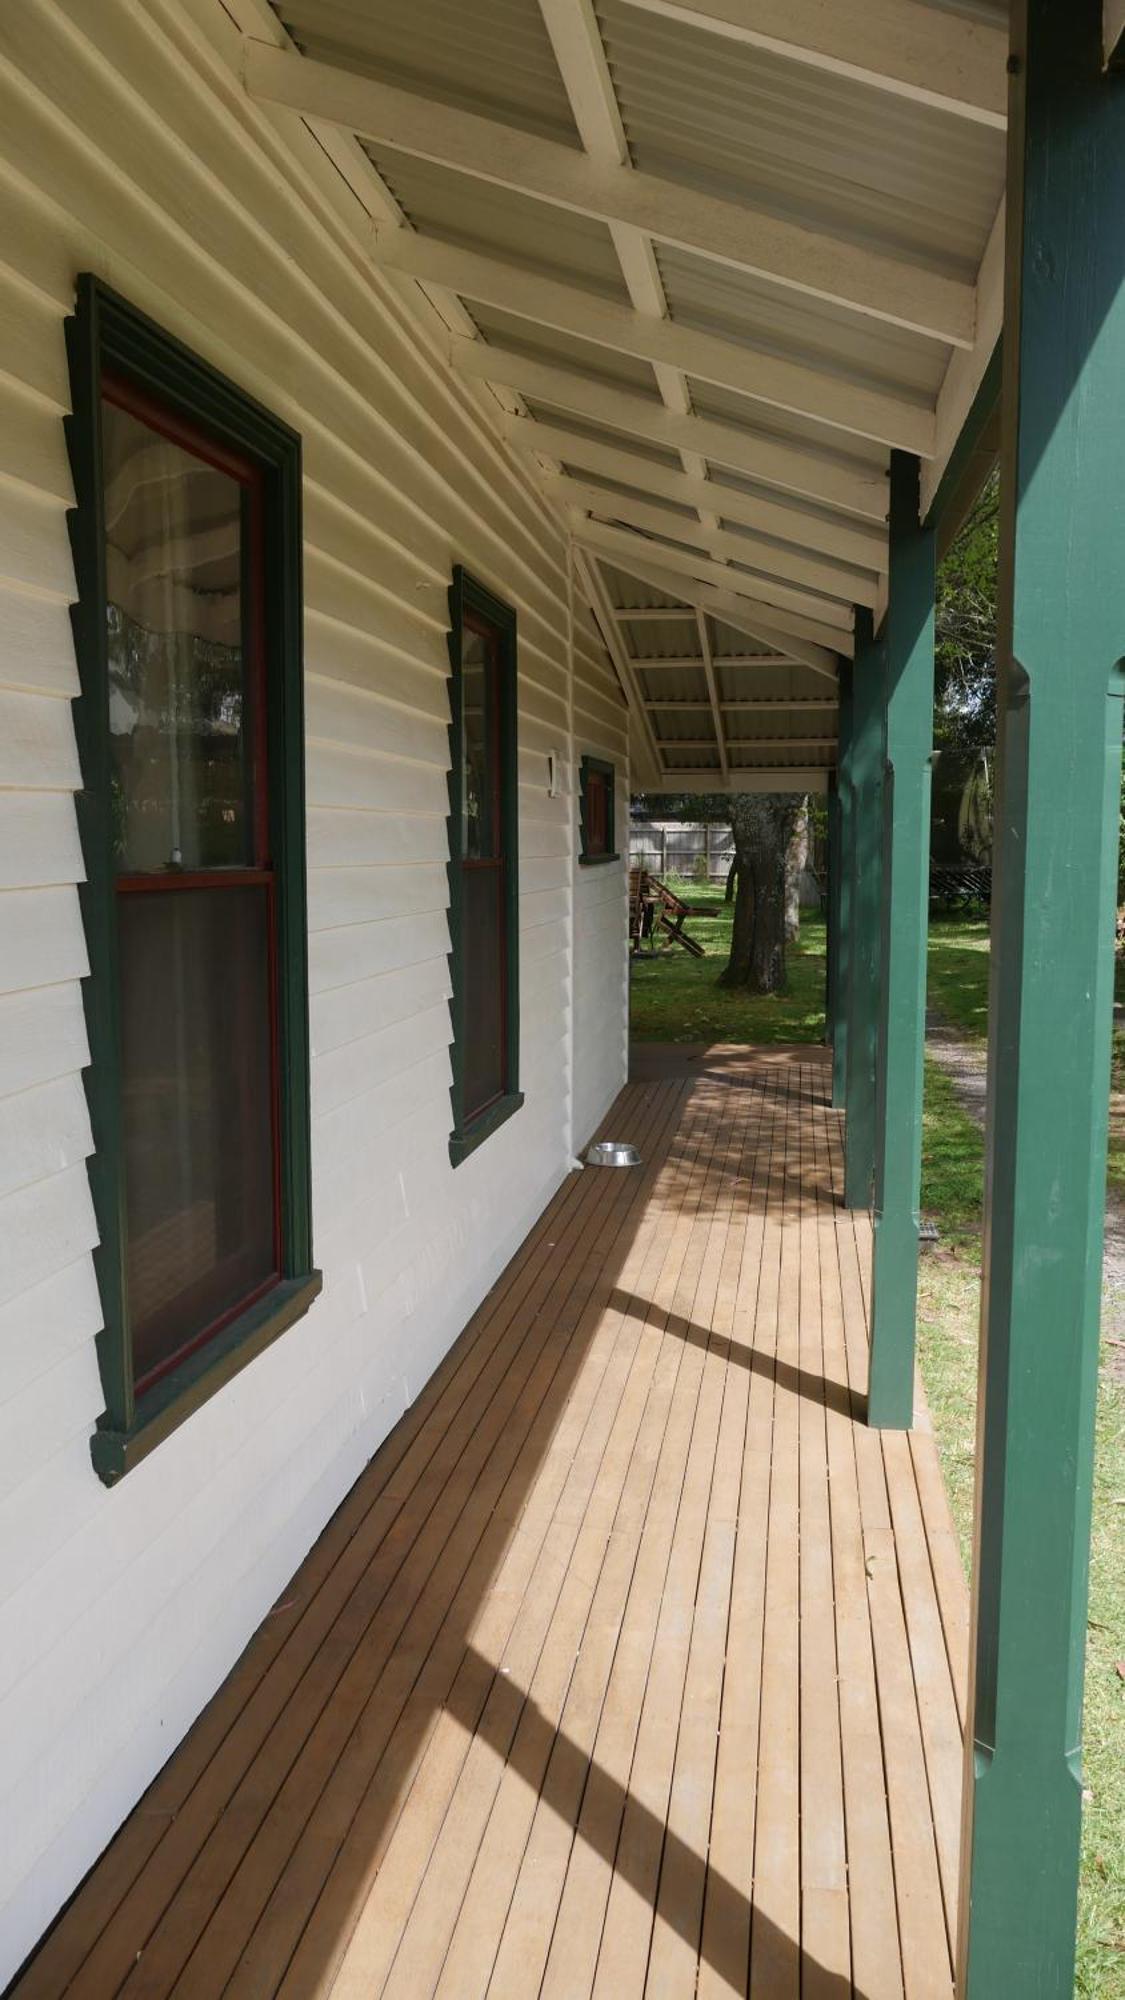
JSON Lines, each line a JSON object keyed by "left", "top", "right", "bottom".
{"left": 585, "top": 1140, "right": 641, "bottom": 1168}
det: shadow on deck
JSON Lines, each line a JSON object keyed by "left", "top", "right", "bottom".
{"left": 16, "top": 1054, "right": 968, "bottom": 2000}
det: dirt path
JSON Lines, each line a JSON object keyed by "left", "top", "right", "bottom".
{"left": 926, "top": 1015, "right": 1125, "bottom": 1374}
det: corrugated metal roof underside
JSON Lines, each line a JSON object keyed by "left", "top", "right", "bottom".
{"left": 470, "top": 309, "right": 662, "bottom": 394}
{"left": 597, "top": 0, "right": 1005, "bottom": 275}
{"left": 655, "top": 245, "right": 949, "bottom": 406}
{"left": 267, "top": 0, "right": 1013, "bottom": 786}
{"left": 365, "top": 149, "right": 631, "bottom": 300}
{"left": 523, "top": 402, "right": 685, "bottom": 470}
{"left": 569, "top": 469, "right": 879, "bottom": 597}
{"left": 688, "top": 379, "right": 890, "bottom": 476}
{"left": 276, "top": 0, "right": 579, "bottom": 143}
{"left": 597, "top": 565, "right": 838, "bottom": 776}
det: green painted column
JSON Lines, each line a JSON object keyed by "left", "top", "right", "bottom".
{"left": 825, "top": 777, "right": 839, "bottom": 1049}
{"left": 831, "top": 668, "right": 854, "bottom": 1108}
{"left": 843, "top": 615, "right": 883, "bottom": 1206}
{"left": 868, "top": 454, "right": 935, "bottom": 1429}
{"left": 959, "top": 5, "right": 1125, "bottom": 1992}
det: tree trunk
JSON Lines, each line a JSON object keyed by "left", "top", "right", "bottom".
{"left": 725, "top": 855, "right": 738, "bottom": 903}
{"left": 722, "top": 864, "right": 756, "bottom": 982}
{"left": 784, "top": 800, "right": 809, "bottom": 943}
{"left": 719, "top": 792, "right": 801, "bottom": 993}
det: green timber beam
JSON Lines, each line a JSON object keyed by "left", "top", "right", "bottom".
{"left": 868, "top": 454, "right": 936, "bottom": 1429}
{"left": 832, "top": 665, "right": 854, "bottom": 1110}
{"left": 958, "top": 3, "right": 1125, "bottom": 1992}
{"left": 843, "top": 614, "right": 884, "bottom": 1205}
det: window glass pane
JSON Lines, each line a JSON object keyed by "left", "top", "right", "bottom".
{"left": 118, "top": 885, "right": 277, "bottom": 1385}
{"left": 102, "top": 398, "right": 252, "bottom": 873}
{"left": 461, "top": 625, "right": 496, "bottom": 861}
{"left": 462, "top": 865, "right": 506, "bottom": 1118}
{"left": 586, "top": 771, "right": 609, "bottom": 854}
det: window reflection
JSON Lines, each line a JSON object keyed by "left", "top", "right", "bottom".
{"left": 102, "top": 400, "right": 251, "bottom": 873}
{"left": 461, "top": 627, "right": 496, "bottom": 862}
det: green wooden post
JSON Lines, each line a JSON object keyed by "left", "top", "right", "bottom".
{"left": 959, "top": 5, "right": 1125, "bottom": 1992}
{"left": 843, "top": 614, "right": 884, "bottom": 1206}
{"left": 832, "top": 665, "right": 854, "bottom": 1109}
{"left": 825, "top": 775, "right": 839, "bottom": 1049}
{"left": 868, "top": 454, "right": 935, "bottom": 1428}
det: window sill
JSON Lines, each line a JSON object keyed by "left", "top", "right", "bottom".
{"left": 579, "top": 851, "right": 621, "bottom": 867}
{"left": 449, "top": 1090, "right": 525, "bottom": 1167}
{"left": 89, "top": 1271, "right": 323, "bottom": 1486}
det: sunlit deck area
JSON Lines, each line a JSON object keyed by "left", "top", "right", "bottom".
{"left": 19, "top": 1056, "right": 967, "bottom": 2000}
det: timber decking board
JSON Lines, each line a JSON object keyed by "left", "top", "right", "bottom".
{"left": 14, "top": 1059, "right": 967, "bottom": 1999}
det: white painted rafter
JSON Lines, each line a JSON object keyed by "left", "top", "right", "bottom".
{"left": 573, "top": 545, "right": 665, "bottom": 781}
{"left": 244, "top": 42, "right": 976, "bottom": 347}
{"left": 646, "top": 696, "right": 839, "bottom": 710}
{"left": 617, "top": 0, "right": 1007, "bottom": 128}
{"left": 612, "top": 606, "right": 698, "bottom": 622}
{"left": 371, "top": 236, "right": 934, "bottom": 452}
{"left": 534, "top": 0, "right": 723, "bottom": 567}
{"left": 662, "top": 734, "right": 835, "bottom": 750}
{"left": 695, "top": 609, "right": 729, "bottom": 775}
{"left": 649, "top": 768, "right": 831, "bottom": 793}
{"left": 636, "top": 653, "right": 792, "bottom": 668}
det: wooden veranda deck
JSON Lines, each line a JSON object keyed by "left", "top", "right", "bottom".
{"left": 18, "top": 1055, "right": 968, "bottom": 2000}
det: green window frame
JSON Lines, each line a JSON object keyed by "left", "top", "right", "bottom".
{"left": 579, "top": 754, "right": 619, "bottom": 864}
{"left": 65, "top": 275, "right": 320, "bottom": 1485}
{"left": 446, "top": 567, "right": 523, "bottom": 1166}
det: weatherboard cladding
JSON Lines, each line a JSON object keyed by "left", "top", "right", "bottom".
{"left": 0, "top": 0, "right": 626, "bottom": 1980}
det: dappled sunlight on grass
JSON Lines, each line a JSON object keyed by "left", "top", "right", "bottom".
{"left": 629, "top": 880, "right": 826, "bottom": 1046}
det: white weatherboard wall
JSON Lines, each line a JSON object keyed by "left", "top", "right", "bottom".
{"left": 0, "top": 0, "right": 625, "bottom": 1978}
{"left": 571, "top": 591, "right": 630, "bottom": 1153}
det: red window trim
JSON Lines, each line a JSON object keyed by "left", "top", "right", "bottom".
{"left": 103, "top": 366, "right": 284, "bottom": 1395}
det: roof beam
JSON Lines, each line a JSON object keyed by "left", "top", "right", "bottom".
{"left": 555, "top": 475, "right": 877, "bottom": 606}
{"left": 501, "top": 413, "right": 887, "bottom": 569}
{"left": 534, "top": 0, "right": 726, "bottom": 595}
{"left": 611, "top": 606, "right": 698, "bottom": 622}
{"left": 659, "top": 734, "right": 836, "bottom": 750}
{"left": 921, "top": 200, "right": 1004, "bottom": 518}
{"left": 573, "top": 520, "right": 852, "bottom": 642}
{"left": 646, "top": 697, "right": 839, "bottom": 710}
{"left": 617, "top": 0, "right": 1007, "bottom": 128}
{"left": 573, "top": 547, "right": 665, "bottom": 780}
{"left": 373, "top": 235, "right": 935, "bottom": 452}
{"left": 695, "top": 610, "right": 728, "bottom": 776}
{"left": 648, "top": 768, "right": 831, "bottom": 793}
{"left": 635, "top": 653, "right": 792, "bottom": 668}
{"left": 1109, "top": 0, "right": 1125, "bottom": 65}
{"left": 245, "top": 42, "right": 975, "bottom": 347}
{"left": 593, "top": 544, "right": 845, "bottom": 674}
{"left": 535, "top": 0, "right": 628, "bottom": 159}
{"left": 453, "top": 345, "right": 889, "bottom": 517}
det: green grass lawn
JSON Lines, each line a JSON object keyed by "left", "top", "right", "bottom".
{"left": 927, "top": 916, "right": 1125, "bottom": 1198}
{"left": 628, "top": 878, "right": 826, "bottom": 1044}
{"left": 926, "top": 916, "right": 991, "bottom": 1037}
{"left": 631, "top": 891, "right": 1125, "bottom": 1991}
